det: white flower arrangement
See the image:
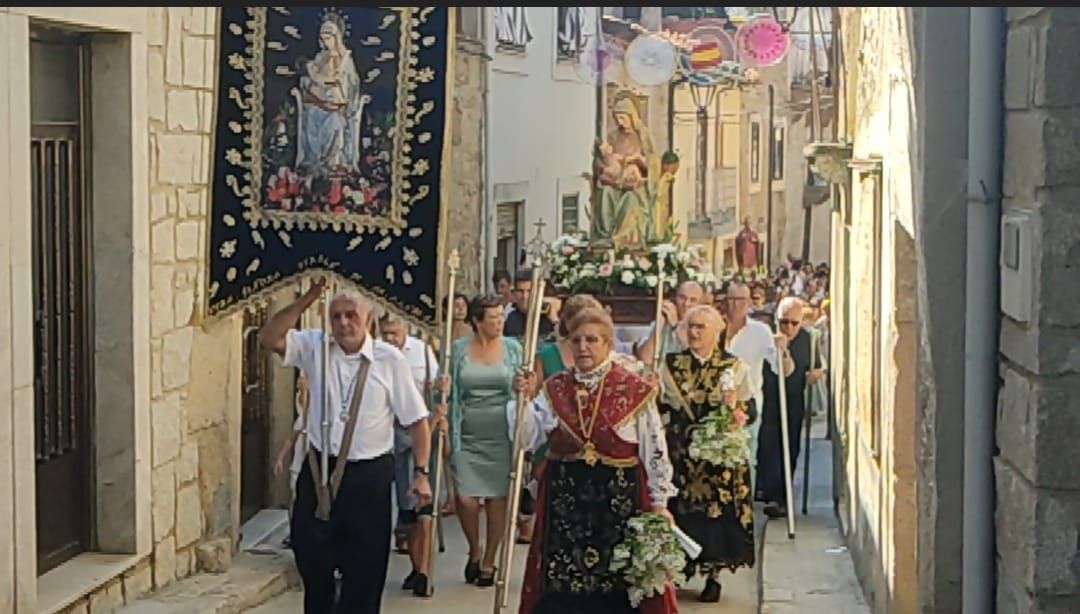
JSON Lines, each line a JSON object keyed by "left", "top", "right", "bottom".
{"left": 687, "top": 367, "right": 752, "bottom": 467}
{"left": 547, "top": 234, "right": 715, "bottom": 295}
{"left": 610, "top": 512, "right": 687, "bottom": 607}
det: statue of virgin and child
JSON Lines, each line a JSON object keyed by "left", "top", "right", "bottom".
{"left": 588, "top": 96, "right": 675, "bottom": 250}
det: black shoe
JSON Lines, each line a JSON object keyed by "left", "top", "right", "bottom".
{"left": 402, "top": 570, "right": 419, "bottom": 591}
{"left": 412, "top": 573, "right": 431, "bottom": 597}
{"left": 700, "top": 578, "right": 722, "bottom": 602}
{"left": 764, "top": 503, "right": 787, "bottom": 519}
{"left": 476, "top": 568, "right": 496, "bottom": 587}
{"left": 464, "top": 559, "right": 481, "bottom": 584}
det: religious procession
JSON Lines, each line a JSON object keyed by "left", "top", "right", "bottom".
{"left": 22, "top": 5, "right": 1075, "bottom": 614}
{"left": 237, "top": 7, "right": 843, "bottom": 612}
{"left": 257, "top": 251, "right": 831, "bottom": 614}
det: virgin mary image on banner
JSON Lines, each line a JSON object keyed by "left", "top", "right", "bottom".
{"left": 205, "top": 7, "right": 453, "bottom": 326}
{"left": 295, "top": 15, "right": 368, "bottom": 178}
{"left": 259, "top": 8, "right": 396, "bottom": 223}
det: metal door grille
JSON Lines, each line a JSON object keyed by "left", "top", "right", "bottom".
{"left": 32, "top": 135, "right": 93, "bottom": 462}
{"left": 241, "top": 306, "right": 271, "bottom": 523}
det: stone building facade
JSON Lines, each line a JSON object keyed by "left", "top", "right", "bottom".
{"left": 996, "top": 7, "right": 1080, "bottom": 612}
{"left": 737, "top": 6, "right": 829, "bottom": 269}
{"left": 448, "top": 28, "right": 488, "bottom": 296}
{"left": 828, "top": 8, "right": 920, "bottom": 613}
{"left": 488, "top": 6, "right": 598, "bottom": 278}
{"left": 0, "top": 7, "right": 485, "bottom": 613}
{"left": 831, "top": 6, "right": 1080, "bottom": 613}
{"left": 0, "top": 8, "right": 239, "bottom": 613}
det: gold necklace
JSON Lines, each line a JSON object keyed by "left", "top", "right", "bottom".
{"left": 574, "top": 371, "right": 608, "bottom": 466}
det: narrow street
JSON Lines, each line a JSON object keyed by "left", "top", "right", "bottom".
{"left": 249, "top": 515, "right": 758, "bottom": 613}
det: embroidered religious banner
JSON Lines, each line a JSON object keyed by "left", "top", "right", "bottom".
{"left": 204, "top": 6, "right": 453, "bottom": 329}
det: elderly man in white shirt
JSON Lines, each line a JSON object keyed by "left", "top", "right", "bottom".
{"left": 379, "top": 311, "right": 440, "bottom": 597}
{"left": 259, "top": 279, "right": 433, "bottom": 614}
{"left": 723, "top": 281, "right": 788, "bottom": 491}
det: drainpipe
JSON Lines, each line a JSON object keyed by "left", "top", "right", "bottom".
{"left": 962, "top": 7, "right": 1003, "bottom": 613}
{"left": 481, "top": 15, "right": 495, "bottom": 293}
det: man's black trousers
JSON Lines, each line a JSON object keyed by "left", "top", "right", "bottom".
{"left": 291, "top": 451, "right": 394, "bottom": 613}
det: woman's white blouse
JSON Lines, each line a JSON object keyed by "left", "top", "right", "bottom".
{"left": 507, "top": 368, "right": 678, "bottom": 508}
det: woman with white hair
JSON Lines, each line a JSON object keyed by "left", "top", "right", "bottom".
{"left": 755, "top": 296, "right": 824, "bottom": 518}
{"left": 658, "top": 304, "right": 758, "bottom": 602}
{"left": 513, "top": 307, "right": 678, "bottom": 614}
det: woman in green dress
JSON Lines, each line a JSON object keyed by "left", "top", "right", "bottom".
{"left": 446, "top": 294, "right": 523, "bottom": 587}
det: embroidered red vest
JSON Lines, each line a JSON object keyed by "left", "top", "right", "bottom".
{"left": 542, "top": 363, "right": 656, "bottom": 465}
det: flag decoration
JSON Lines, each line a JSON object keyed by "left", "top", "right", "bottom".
{"left": 204, "top": 6, "right": 453, "bottom": 329}
{"left": 690, "top": 40, "right": 722, "bottom": 71}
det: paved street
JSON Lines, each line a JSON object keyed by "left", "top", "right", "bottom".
{"left": 248, "top": 515, "right": 757, "bottom": 613}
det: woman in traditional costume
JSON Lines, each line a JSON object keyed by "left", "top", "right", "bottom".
{"left": 512, "top": 308, "right": 678, "bottom": 614}
{"left": 659, "top": 305, "right": 757, "bottom": 602}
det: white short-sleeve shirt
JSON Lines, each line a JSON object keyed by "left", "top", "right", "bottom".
{"left": 281, "top": 329, "right": 429, "bottom": 460}
{"left": 727, "top": 318, "right": 778, "bottom": 412}
{"left": 400, "top": 335, "right": 439, "bottom": 394}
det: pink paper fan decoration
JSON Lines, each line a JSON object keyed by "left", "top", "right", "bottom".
{"left": 736, "top": 16, "right": 790, "bottom": 67}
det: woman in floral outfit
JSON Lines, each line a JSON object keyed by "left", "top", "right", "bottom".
{"left": 658, "top": 304, "right": 758, "bottom": 602}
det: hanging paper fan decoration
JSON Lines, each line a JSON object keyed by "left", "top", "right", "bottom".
{"left": 736, "top": 15, "right": 790, "bottom": 67}
{"left": 624, "top": 34, "right": 678, "bottom": 87}
{"left": 575, "top": 36, "right": 622, "bottom": 86}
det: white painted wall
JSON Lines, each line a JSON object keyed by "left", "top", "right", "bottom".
{"left": 487, "top": 7, "right": 598, "bottom": 260}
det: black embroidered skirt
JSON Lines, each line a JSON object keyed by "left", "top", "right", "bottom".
{"left": 669, "top": 461, "right": 756, "bottom": 576}
{"left": 533, "top": 460, "right": 642, "bottom": 614}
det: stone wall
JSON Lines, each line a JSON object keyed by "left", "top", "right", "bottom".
{"left": 447, "top": 36, "right": 487, "bottom": 296}
{"left": 64, "top": 8, "right": 242, "bottom": 612}
{"left": 832, "top": 7, "right": 922, "bottom": 614}
{"left": 996, "top": 6, "right": 1080, "bottom": 612}
{"left": 146, "top": 5, "right": 241, "bottom": 590}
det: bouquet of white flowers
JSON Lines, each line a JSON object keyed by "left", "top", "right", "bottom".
{"left": 610, "top": 512, "right": 687, "bottom": 607}
{"left": 687, "top": 368, "right": 752, "bottom": 467}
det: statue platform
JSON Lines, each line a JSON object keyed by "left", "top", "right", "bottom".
{"left": 553, "top": 288, "right": 658, "bottom": 325}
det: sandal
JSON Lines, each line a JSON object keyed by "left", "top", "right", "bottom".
{"left": 476, "top": 568, "right": 496, "bottom": 587}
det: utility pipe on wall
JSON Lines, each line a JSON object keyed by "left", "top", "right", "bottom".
{"left": 482, "top": 12, "right": 495, "bottom": 292}
{"left": 962, "top": 7, "right": 1003, "bottom": 613}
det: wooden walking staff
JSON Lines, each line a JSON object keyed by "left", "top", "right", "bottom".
{"left": 425, "top": 249, "right": 460, "bottom": 596}
{"left": 493, "top": 256, "right": 547, "bottom": 613}
{"left": 775, "top": 320, "right": 797, "bottom": 539}
{"left": 651, "top": 269, "right": 668, "bottom": 374}
{"left": 801, "top": 326, "right": 821, "bottom": 516}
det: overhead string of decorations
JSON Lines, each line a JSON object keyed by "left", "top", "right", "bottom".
{"left": 202, "top": 6, "right": 454, "bottom": 332}
{"left": 543, "top": 9, "right": 793, "bottom": 324}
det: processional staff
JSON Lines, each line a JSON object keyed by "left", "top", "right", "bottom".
{"left": 425, "top": 248, "right": 460, "bottom": 596}
{"left": 493, "top": 251, "right": 547, "bottom": 613}
{"left": 775, "top": 318, "right": 797, "bottom": 539}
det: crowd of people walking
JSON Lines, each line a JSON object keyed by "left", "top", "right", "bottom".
{"left": 261, "top": 256, "right": 831, "bottom": 613}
